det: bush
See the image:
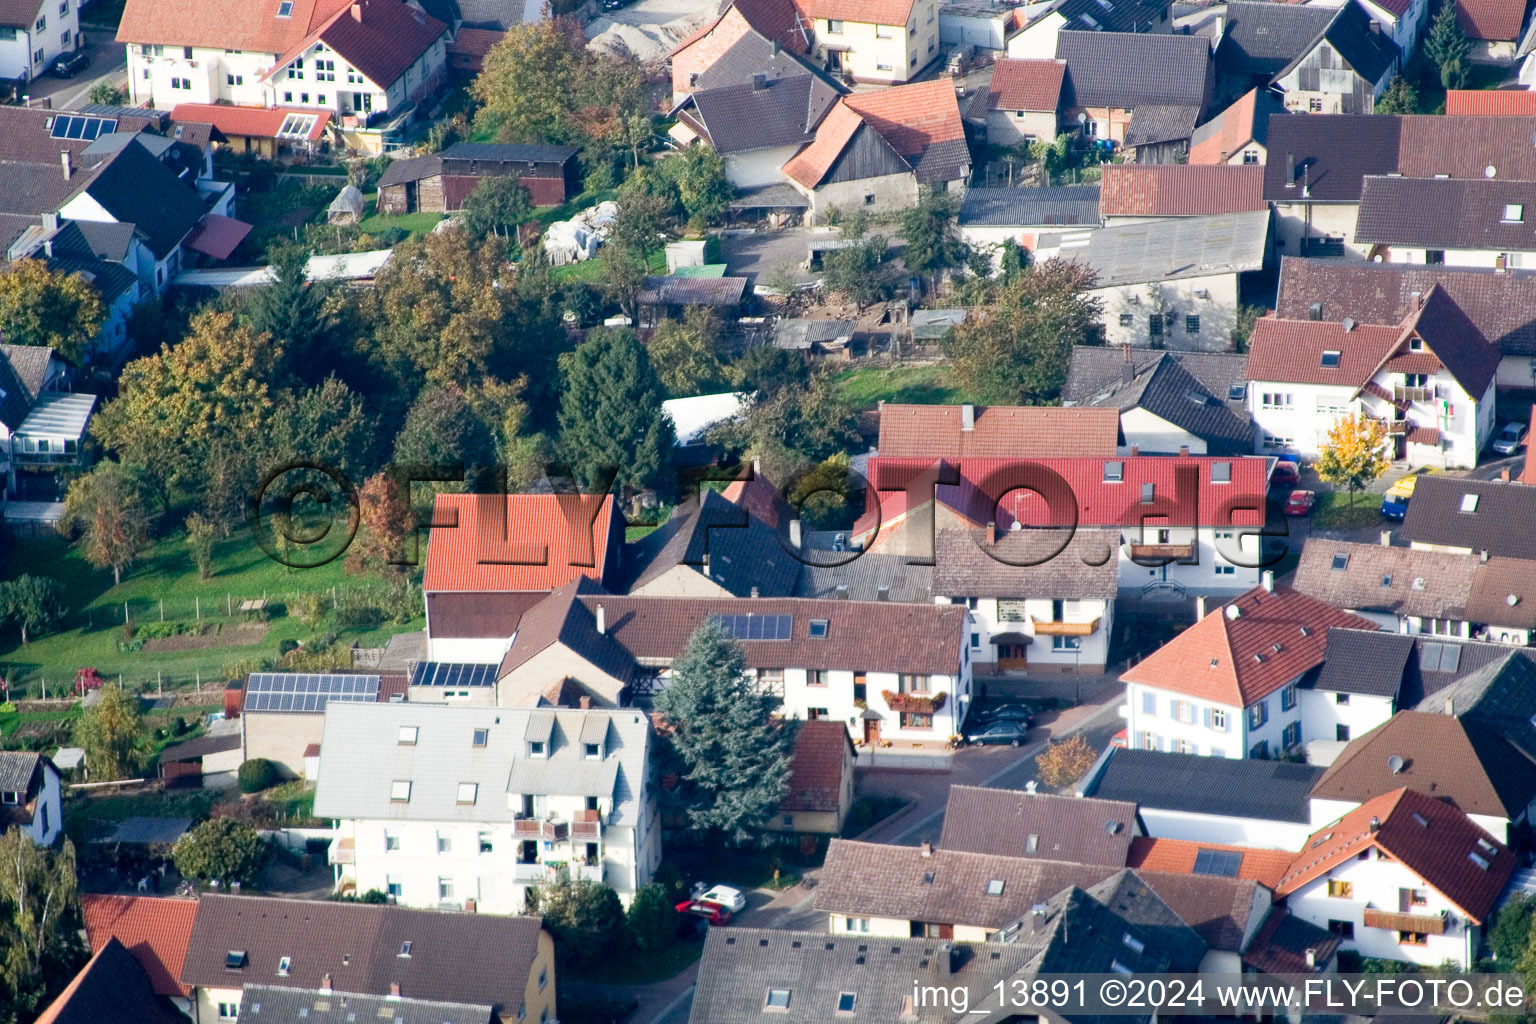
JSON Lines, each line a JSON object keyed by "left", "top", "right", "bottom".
{"left": 626, "top": 883, "right": 680, "bottom": 952}
{"left": 528, "top": 880, "right": 630, "bottom": 968}
{"left": 237, "top": 758, "right": 279, "bottom": 794}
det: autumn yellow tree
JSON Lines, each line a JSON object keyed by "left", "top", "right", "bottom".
{"left": 1035, "top": 734, "right": 1099, "bottom": 790}
{"left": 1314, "top": 414, "right": 1390, "bottom": 506}
{"left": 0, "top": 258, "right": 105, "bottom": 364}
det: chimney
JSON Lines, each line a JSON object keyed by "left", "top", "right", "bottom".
{"left": 877, "top": 585, "right": 890, "bottom": 601}
{"left": 920, "top": 841, "right": 933, "bottom": 857}
{"left": 986, "top": 521, "right": 996, "bottom": 545}
{"left": 1024, "top": 779, "right": 1038, "bottom": 794}
{"left": 935, "top": 941, "right": 955, "bottom": 976}
{"left": 42, "top": 212, "right": 58, "bottom": 232}
{"left": 752, "top": 456, "right": 762, "bottom": 477}
{"left": 1305, "top": 949, "right": 1317, "bottom": 969}
{"left": 961, "top": 404, "right": 976, "bottom": 431}
{"left": 1369, "top": 816, "right": 1382, "bottom": 833}
{"left": 1121, "top": 361, "right": 1135, "bottom": 384}
{"left": 42, "top": 239, "right": 52, "bottom": 258}
{"left": 350, "top": 1, "right": 363, "bottom": 19}
{"left": 1368, "top": 18, "right": 1379, "bottom": 32}
{"left": 1380, "top": 530, "right": 1391, "bottom": 546}
{"left": 1195, "top": 595, "right": 1206, "bottom": 621}
{"left": 579, "top": 695, "right": 591, "bottom": 710}
{"left": 1262, "top": 570, "right": 1274, "bottom": 593}
{"left": 752, "top": 72, "right": 767, "bottom": 90}
{"left": 834, "top": 584, "right": 849, "bottom": 599}
{"left": 1285, "top": 152, "right": 1296, "bottom": 188}
{"left": 771, "top": 39, "right": 780, "bottom": 54}
{"left": 1130, "top": 444, "right": 1139, "bottom": 457}
{"left": 1501, "top": 469, "right": 1512, "bottom": 482}
{"left": 702, "top": 553, "right": 710, "bottom": 577}
{"left": 789, "top": 518, "right": 802, "bottom": 548}
{"left": 61, "top": 150, "right": 72, "bottom": 180}
{"left": 388, "top": 983, "right": 401, "bottom": 1000}
{"left": 1178, "top": 445, "right": 1190, "bottom": 457}
{"left": 750, "top": 586, "right": 760, "bottom": 598}
{"left": 320, "top": 974, "right": 333, "bottom": 993}
{"left": 595, "top": 604, "right": 606, "bottom": 635}
{"left": 1445, "top": 695, "right": 1455, "bottom": 716}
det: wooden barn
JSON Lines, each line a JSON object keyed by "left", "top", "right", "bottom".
{"left": 376, "top": 141, "right": 581, "bottom": 213}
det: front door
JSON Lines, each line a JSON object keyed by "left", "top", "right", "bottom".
{"left": 863, "top": 717, "right": 880, "bottom": 745}
{"left": 998, "top": 643, "right": 1028, "bottom": 671}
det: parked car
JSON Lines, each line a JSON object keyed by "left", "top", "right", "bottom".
{"left": 1110, "top": 728, "right": 1128, "bottom": 749}
{"left": 964, "top": 721, "right": 1027, "bottom": 747}
{"left": 1492, "top": 422, "right": 1529, "bottom": 456}
{"left": 696, "top": 884, "right": 747, "bottom": 913}
{"left": 50, "top": 51, "right": 89, "bottom": 77}
{"left": 1270, "top": 457, "right": 1300, "bottom": 488}
{"left": 675, "top": 900, "right": 733, "bottom": 926}
{"left": 1380, "top": 467, "right": 1437, "bottom": 520}
{"left": 980, "top": 704, "right": 1035, "bottom": 727}
{"left": 1284, "top": 490, "right": 1316, "bottom": 516}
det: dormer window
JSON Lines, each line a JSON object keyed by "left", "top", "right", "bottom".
{"left": 1140, "top": 482, "right": 1154, "bottom": 504}
{"left": 398, "top": 941, "right": 412, "bottom": 957}
{"left": 398, "top": 726, "right": 418, "bottom": 745}
{"left": 1212, "top": 462, "right": 1231, "bottom": 483}
{"left": 985, "top": 879, "right": 1005, "bottom": 895}
{"left": 1409, "top": 338, "right": 1424, "bottom": 351}
{"left": 529, "top": 741, "right": 547, "bottom": 758}
{"left": 390, "top": 780, "right": 411, "bottom": 802}
{"left": 277, "top": 0, "right": 293, "bottom": 14}
{"left": 225, "top": 951, "right": 247, "bottom": 970}
{"left": 1504, "top": 203, "right": 1524, "bottom": 222}
{"left": 473, "top": 728, "right": 489, "bottom": 748}
{"left": 1461, "top": 493, "right": 1479, "bottom": 512}
{"left": 457, "top": 782, "right": 478, "bottom": 804}
{"left": 0, "top": 792, "right": 17, "bottom": 805}
{"left": 808, "top": 619, "right": 829, "bottom": 639}
{"left": 1320, "top": 350, "right": 1341, "bottom": 368}
{"left": 584, "top": 743, "right": 601, "bottom": 760}
{"left": 1104, "top": 461, "right": 1124, "bottom": 483}
{"left": 277, "top": 956, "right": 291, "bottom": 976}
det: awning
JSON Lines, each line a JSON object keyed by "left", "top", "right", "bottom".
{"left": 990, "top": 632, "right": 1033, "bottom": 645}
{"left": 822, "top": 42, "right": 853, "bottom": 51}
{"left": 185, "top": 214, "right": 253, "bottom": 260}
{"left": 860, "top": 708, "right": 883, "bottom": 721}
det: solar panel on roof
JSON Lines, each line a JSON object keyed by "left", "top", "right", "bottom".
{"left": 1191, "top": 849, "right": 1242, "bottom": 877}
{"left": 711, "top": 613, "right": 792, "bottom": 641}
{"left": 244, "top": 672, "right": 380, "bottom": 712}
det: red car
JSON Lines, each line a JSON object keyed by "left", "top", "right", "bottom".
{"left": 1110, "top": 728, "right": 1128, "bottom": 749}
{"left": 1271, "top": 460, "right": 1300, "bottom": 488}
{"left": 1284, "top": 490, "right": 1317, "bottom": 516}
{"left": 675, "top": 899, "right": 733, "bottom": 926}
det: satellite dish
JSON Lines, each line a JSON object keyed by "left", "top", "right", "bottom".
{"left": 1486, "top": 165, "right": 1498, "bottom": 178}
{"left": 1077, "top": 112, "right": 1088, "bottom": 123}
{"left": 1508, "top": 594, "right": 1521, "bottom": 606}
{"left": 1388, "top": 754, "right": 1406, "bottom": 774}
{"left": 1225, "top": 605, "right": 1241, "bottom": 619}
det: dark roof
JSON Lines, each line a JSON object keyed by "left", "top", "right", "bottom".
{"left": 931, "top": 527, "right": 1121, "bottom": 601}
{"left": 423, "top": 590, "right": 543, "bottom": 638}
{"left": 1086, "top": 747, "right": 1323, "bottom": 823}
{"left": 440, "top": 142, "right": 579, "bottom": 163}
{"left": 1306, "top": 627, "right": 1415, "bottom": 698}
{"left": 1241, "top": 909, "right": 1341, "bottom": 975}
{"left": 34, "top": 938, "right": 187, "bottom": 1024}
{"left": 1079, "top": 871, "right": 1208, "bottom": 973}
{"left": 1122, "top": 104, "right": 1201, "bottom": 147}
{"left": 157, "top": 732, "right": 242, "bottom": 763}
{"left": 180, "top": 895, "right": 545, "bottom": 1013}
{"left": 72, "top": 219, "right": 140, "bottom": 262}
{"left": 80, "top": 139, "right": 206, "bottom": 259}
{"left": 1275, "top": 255, "right": 1536, "bottom": 357}
{"left": 1261, "top": 115, "right": 1402, "bottom": 202}
{"left": 0, "top": 344, "right": 55, "bottom": 400}
{"left": 43, "top": 222, "right": 140, "bottom": 303}
{"left": 495, "top": 578, "right": 637, "bottom": 683}
{"left": 1041, "top": 0, "right": 1177, "bottom": 35}
{"left": 1274, "top": 0, "right": 1399, "bottom": 86}
{"left": 1062, "top": 347, "right": 1253, "bottom": 455}
{"left": 376, "top": 153, "right": 442, "bottom": 188}
{"left": 1055, "top": 30, "right": 1211, "bottom": 109}
{"left": 1216, "top": 1, "right": 1338, "bottom": 79}
{"left": 1405, "top": 635, "right": 1532, "bottom": 708}
{"left": 621, "top": 489, "right": 800, "bottom": 597}
{"left": 635, "top": 275, "right": 749, "bottom": 307}
{"left": 1310, "top": 710, "right": 1536, "bottom": 819}
{"left": 0, "top": 350, "right": 38, "bottom": 431}
{"left": 693, "top": 28, "right": 845, "bottom": 93}
{"left": 1401, "top": 476, "right": 1536, "bottom": 559}
{"left": 1397, "top": 115, "right": 1536, "bottom": 180}
{"left": 1356, "top": 176, "right": 1536, "bottom": 251}
{"left": 241, "top": 985, "right": 494, "bottom": 1024}
{"left": 674, "top": 75, "right": 835, "bottom": 154}
{"left": 793, "top": 549, "right": 934, "bottom": 602}
{"left": 780, "top": 719, "right": 853, "bottom": 813}
{"left": 937, "top": 786, "right": 1136, "bottom": 864}
{"left": 959, "top": 185, "right": 1101, "bottom": 228}
{"left": 1292, "top": 539, "right": 1477, "bottom": 621}
{"left": 0, "top": 751, "right": 44, "bottom": 795}
{"left": 1417, "top": 650, "right": 1536, "bottom": 760}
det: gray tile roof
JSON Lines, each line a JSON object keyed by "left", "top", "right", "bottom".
{"left": 1085, "top": 748, "right": 1322, "bottom": 823}
{"left": 1042, "top": 0, "right": 1176, "bottom": 34}
{"left": 636, "top": 275, "right": 750, "bottom": 307}
{"left": 1056, "top": 30, "right": 1211, "bottom": 110}
{"left": 1261, "top": 115, "right": 1402, "bottom": 202}
{"left": 677, "top": 75, "right": 838, "bottom": 154}
{"left": 1292, "top": 539, "right": 1478, "bottom": 621}
{"left": 241, "top": 985, "right": 494, "bottom": 1024}
{"left": 937, "top": 786, "right": 1136, "bottom": 863}
{"left": 794, "top": 546, "right": 933, "bottom": 602}
{"left": 1356, "top": 175, "right": 1536, "bottom": 251}
{"left": 312, "top": 703, "right": 652, "bottom": 827}
{"left": 1080, "top": 870, "right": 1208, "bottom": 972}
{"left": 1416, "top": 650, "right": 1536, "bottom": 760}
{"left": 1292, "top": 0, "right": 1399, "bottom": 86}
{"left": 959, "top": 185, "right": 1102, "bottom": 228}
{"left": 620, "top": 489, "right": 800, "bottom": 597}
{"left": 694, "top": 29, "right": 846, "bottom": 93}
{"left": 1216, "top": 1, "right": 1338, "bottom": 79}
{"left": 1123, "top": 105, "right": 1201, "bottom": 147}
{"left": 1062, "top": 347, "right": 1252, "bottom": 455}
{"left": 931, "top": 527, "right": 1121, "bottom": 600}
{"left": 0, "top": 344, "right": 53, "bottom": 400}
{"left": 0, "top": 752, "right": 41, "bottom": 795}
{"left": 1305, "top": 627, "right": 1415, "bottom": 698}
{"left": 1401, "top": 476, "right": 1536, "bottom": 560}
{"left": 1060, "top": 210, "right": 1270, "bottom": 286}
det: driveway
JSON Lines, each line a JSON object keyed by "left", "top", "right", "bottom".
{"left": 23, "top": 28, "right": 126, "bottom": 110}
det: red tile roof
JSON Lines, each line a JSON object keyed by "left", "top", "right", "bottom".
{"left": 447, "top": 26, "right": 505, "bottom": 71}
{"left": 264, "top": 0, "right": 447, "bottom": 89}
{"left": 988, "top": 58, "right": 1067, "bottom": 113}
{"left": 1397, "top": 115, "right": 1536, "bottom": 179}
{"left": 1444, "top": 90, "right": 1536, "bottom": 115}
{"left": 1099, "top": 164, "right": 1267, "bottom": 217}
{"left": 1127, "top": 836, "right": 1293, "bottom": 888}
{"left": 80, "top": 894, "right": 197, "bottom": 997}
{"left": 168, "top": 103, "right": 332, "bottom": 141}
{"left": 1121, "top": 585, "right": 1379, "bottom": 706}
{"left": 781, "top": 719, "right": 853, "bottom": 813}
{"left": 877, "top": 404, "right": 1120, "bottom": 459}
{"left": 734, "top": 0, "right": 813, "bottom": 52}
{"left": 1189, "top": 88, "right": 1265, "bottom": 164}
{"left": 1522, "top": 405, "right": 1536, "bottom": 485}
{"left": 422, "top": 493, "right": 617, "bottom": 594}
{"left": 1245, "top": 318, "right": 1403, "bottom": 386}
{"left": 798, "top": 0, "right": 914, "bottom": 27}
{"left": 1456, "top": 0, "right": 1527, "bottom": 40}
{"left": 184, "top": 214, "right": 253, "bottom": 261}
{"left": 844, "top": 78, "right": 965, "bottom": 161}
{"left": 782, "top": 101, "right": 864, "bottom": 188}
{"left": 1277, "top": 788, "right": 1515, "bottom": 923}
{"left": 118, "top": 0, "right": 349, "bottom": 50}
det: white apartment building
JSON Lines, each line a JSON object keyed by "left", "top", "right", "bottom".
{"left": 0, "top": 0, "right": 80, "bottom": 82}
{"left": 314, "top": 703, "right": 661, "bottom": 911}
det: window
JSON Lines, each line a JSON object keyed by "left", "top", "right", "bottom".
{"left": 1320, "top": 350, "right": 1341, "bottom": 368}
{"left": 766, "top": 989, "right": 792, "bottom": 1010}
{"left": 827, "top": 18, "right": 843, "bottom": 30}
{"left": 876, "top": 62, "right": 894, "bottom": 71}
{"left": 1175, "top": 738, "right": 1194, "bottom": 754}
{"left": 438, "top": 877, "right": 454, "bottom": 900}
{"left": 473, "top": 728, "right": 489, "bottom": 748}
{"left": 399, "top": 942, "right": 412, "bottom": 957}
{"left": 1403, "top": 888, "right": 1428, "bottom": 907}
{"left": 1149, "top": 314, "right": 1164, "bottom": 337}
{"left": 317, "top": 95, "right": 326, "bottom": 105}
{"left": 758, "top": 668, "right": 785, "bottom": 690}
{"left": 1243, "top": 149, "right": 1259, "bottom": 164}
{"left": 901, "top": 712, "right": 933, "bottom": 728}
{"left": 897, "top": 674, "right": 929, "bottom": 693}
{"left": 1104, "top": 461, "right": 1124, "bottom": 483}
{"left": 225, "top": 951, "right": 247, "bottom": 970}
{"left": 783, "top": 813, "right": 795, "bottom": 827}
{"left": 478, "top": 831, "right": 493, "bottom": 853}
{"left": 34, "top": 14, "right": 44, "bottom": 29}
{"left": 278, "top": 0, "right": 294, "bottom": 13}
{"left": 837, "top": 993, "right": 857, "bottom": 1014}
{"left": 284, "top": 91, "right": 292, "bottom": 101}
{"left": 1185, "top": 315, "right": 1200, "bottom": 334}
{"left": 218, "top": 1002, "right": 239, "bottom": 1020}
{"left": 1308, "top": 98, "right": 1323, "bottom": 112}
{"left": 1281, "top": 684, "right": 1297, "bottom": 711}
{"left": 59, "top": 29, "right": 66, "bottom": 43}
{"left": 1398, "top": 931, "right": 1428, "bottom": 946}
{"left": 1335, "top": 693, "right": 1350, "bottom": 705}
{"left": 398, "top": 726, "right": 418, "bottom": 745}
{"left": 301, "top": 93, "right": 309, "bottom": 103}
{"left": 1329, "top": 920, "right": 1354, "bottom": 939}
{"left": 529, "top": 741, "right": 546, "bottom": 757}
{"left": 1172, "top": 700, "right": 1195, "bottom": 725}
{"left": 844, "top": 916, "right": 870, "bottom": 932}
{"left": 1210, "top": 709, "right": 1227, "bottom": 730}
{"left": 1052, "top": 635, "right": 1082, "bottom": 651}
{"left": 386, "top": 878, "right": 402, "bottom": 898}
{"left": 1247, "top": 701, "right": 1267, "bottom": 729}
{"left": 1216, "top": 564, "right": 1235, "bottom": 575}
{"left": 1261, "top": 392, "right": 1293, "bottom": 409}
{"left": 457, "top": 783, "right": 478, "bottom": 805}
{"left": 1282, "top": 721, "right": 1301, "bottom": 748}
{"left": 1119, "top": 313, "right": 1134, "bottom": 327}
{"left": 1139, "top": 731, "right": 1159, "bottom": 751}
{"left": 437, "top": 832, "right": 452, "bottom": 853}
{"left": 1504, "top": 203, "right": 1525, "bottom": 222}
{"left": 1327, "top": 879, "right": 1353, "bottom": 898}
{"left": 539, "top": 966, "right": 548, "bottom": 991}
{"left": 1460, "top": 493, "right": 1479, "bottom": 512}
{"left": 876, "top": 23, "right": 892, "bottom": 36}
{"left": 59, "top": 0, "right": 67, "bottom": 11}
{"left": 0, "top": 792, "right": 14, "bottom": 806}
{"left": 277, "top": 956, "right": 291, "bottom": 976}
{"left": 1142, "top": 693, "right": 1156, "bottom": 715}
{"left": 316, "top": 58, "right": 335, "bottom": 80}
{"left": 808, "top": 669, "right": 829, "bottom": 686}
{"left": 384, "top": 831, "right": 400, "bottom": 851}
{"left": 33, "top": 48, "right": 43, "bottom": 62}
{"left": 808, "top": 708, "right": 829, "bottom": 720}
{"left": 986, "top": 878, "right": 1005, "bottom": 895}
{"left": 390, "top": 780, "right": 411, "bottom": 802}
{"left": 863, "top": 194, "right": 875, "bottom": 205}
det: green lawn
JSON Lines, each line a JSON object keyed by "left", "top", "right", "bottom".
{"left": 1312, "top": 491, "right": 1384, "bottom": 529}
{"left": 832, "top": 365, "right": 980, "bottom": 409}
{"left": 551, "top": 247, "right": 666, "bottom": 285}
{"left": 355, "top": 208, "right": 445, "bottom": 236}
{"left": 0, "top": 528, "right": 422, "bottom": 697}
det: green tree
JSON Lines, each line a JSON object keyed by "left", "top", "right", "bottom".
{"left": 820, "top": 236, "right": 897, "bottom": 309}
{"left": 653, "top": 620, "right": 794, "bottom": 844}
{"left": 290, "top": 593, "right": 327, "bottom": 631}
{"left": 527, "top": 879, "right": 629, "bottom": 968}
{"left": 0, "top": 830, "right": 85, "bottom": 1023}
{"left": 647, "top": 308, "right": 729, "bottom": 397}
{"left": 240, "top": 242, "right": 336, "bottom": 381}
{"left": 557, "top": 327, "right": 675, "bottom": 492}
{"left": 460, "top": 175, "right": 533, "bottom": 239}
{"left": 730, "top": 345, "right": 810, "bottom": 400}
{"left": 184, "top": 513, "right": 216, "bottom": 579}
{"left": 59, "top": 462, "right": 154, "bottom": 586}
{"left": 392, "top": 384, "right": 499, "bottom": 471}
{"left": 609, "top": 189, "right": 673, "bottom": 261}
{"left": 1375, "top": 76, "right": 1419, "bottom": 115}
{"left": 0, "top": 575, "right": 66, "bottom": 644}
{"left": 668, "top": 145, "right": 735, "bottom": 227}
{"left": 75, "top": 686, "right": 141, "bottom": 781}
{"left": 88, "top": 81, "right": 126, "bottom": 106}
{"left": 0, "top": 259, "right": 106, "bottom": 365}
{"left": 626, "top": 882, "right": 680, "bottom": 952}
{"left": 172, "top": 818, "right": 269, "bottom": 886}
{"left": 1030, "top": 133, "right": 1073, "bottom": 186}
{"left": 947, "top": 258, "right": 1102, "bottom": 405}
{"left": 472, "top": 20, "right": 588, "bottom": 144}
{"left": 715, "top": 373, "right": 860, "bottom": 487}
{"left": 1314, "top": 414, "right": 1390, "bottom": 506}
{"left": 267, "top": 376, "right": 378, "bottom": 482}
{"left": 1426, "top": 0, "right": 1471, "bottom": 89}
{"left": 1489, "top": 894, "right": 1536, "bottom": 965}
{"left": 899, "top": 189, "right": 966, "bottom": 293}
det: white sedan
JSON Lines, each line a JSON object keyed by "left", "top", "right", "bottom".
{"left": 695, "top": 884, "right": 748, "bottom": 913}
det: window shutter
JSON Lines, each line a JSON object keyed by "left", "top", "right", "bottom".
{"left": 1399, "top": 889, "right": 1411, "bottom": 913}
{"left": 1202, "top": 708, "right": 1211, "bottom": 728}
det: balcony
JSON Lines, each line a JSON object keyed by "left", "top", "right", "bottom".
{"left": 570, "top": 809, "right": 603, "bottom": 841}
{"left": 1362, "top": 908, "right": 1446, "bottom": 935}
{"left": 513, "top": 818, "right": 568, "bottom": 842}
{"left": 574, "top": 862, "right": 603, "bottom": 884}
{"left": 328, "top": 837, "right": 354, "bottom": 865}
{"left": 512, "top": 862, "right": 552, "bottom": 883}
{"left": 1129, "top": 543, "right": 1196, "bottom": 562}
{"left": 1394, "top": 386, "right": 1433, "bottom": 403}
{"left": 1031, "top": 617, "right": 1101, "bottom": 637}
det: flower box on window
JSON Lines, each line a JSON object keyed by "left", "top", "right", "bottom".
{"left": 882, "top": 690, "right": 947, "bottom": 714}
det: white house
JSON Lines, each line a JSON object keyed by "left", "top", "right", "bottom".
{"left": 669, "top": 73, "right": 839, "bottom": 189}
{"left": 1296, "top": 627, "right": 1412, "bottom": 752}
{"left": 314, "top": 703, "right": 661, "bottom": 911}
{"left": 0, "top": 752, "right": 62, "bottom": 846}
{"left": 1278, "top": 788, "right": 1513, "bottom": 968}
{"left": 0, "top": 0, "right": 80, "bottom": 82}
{"left": 1245, "top": 286, "right": 1500, "bottom": 469}
{"left": 1120, "top": 581, "right": 1380, "bottom": 760}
